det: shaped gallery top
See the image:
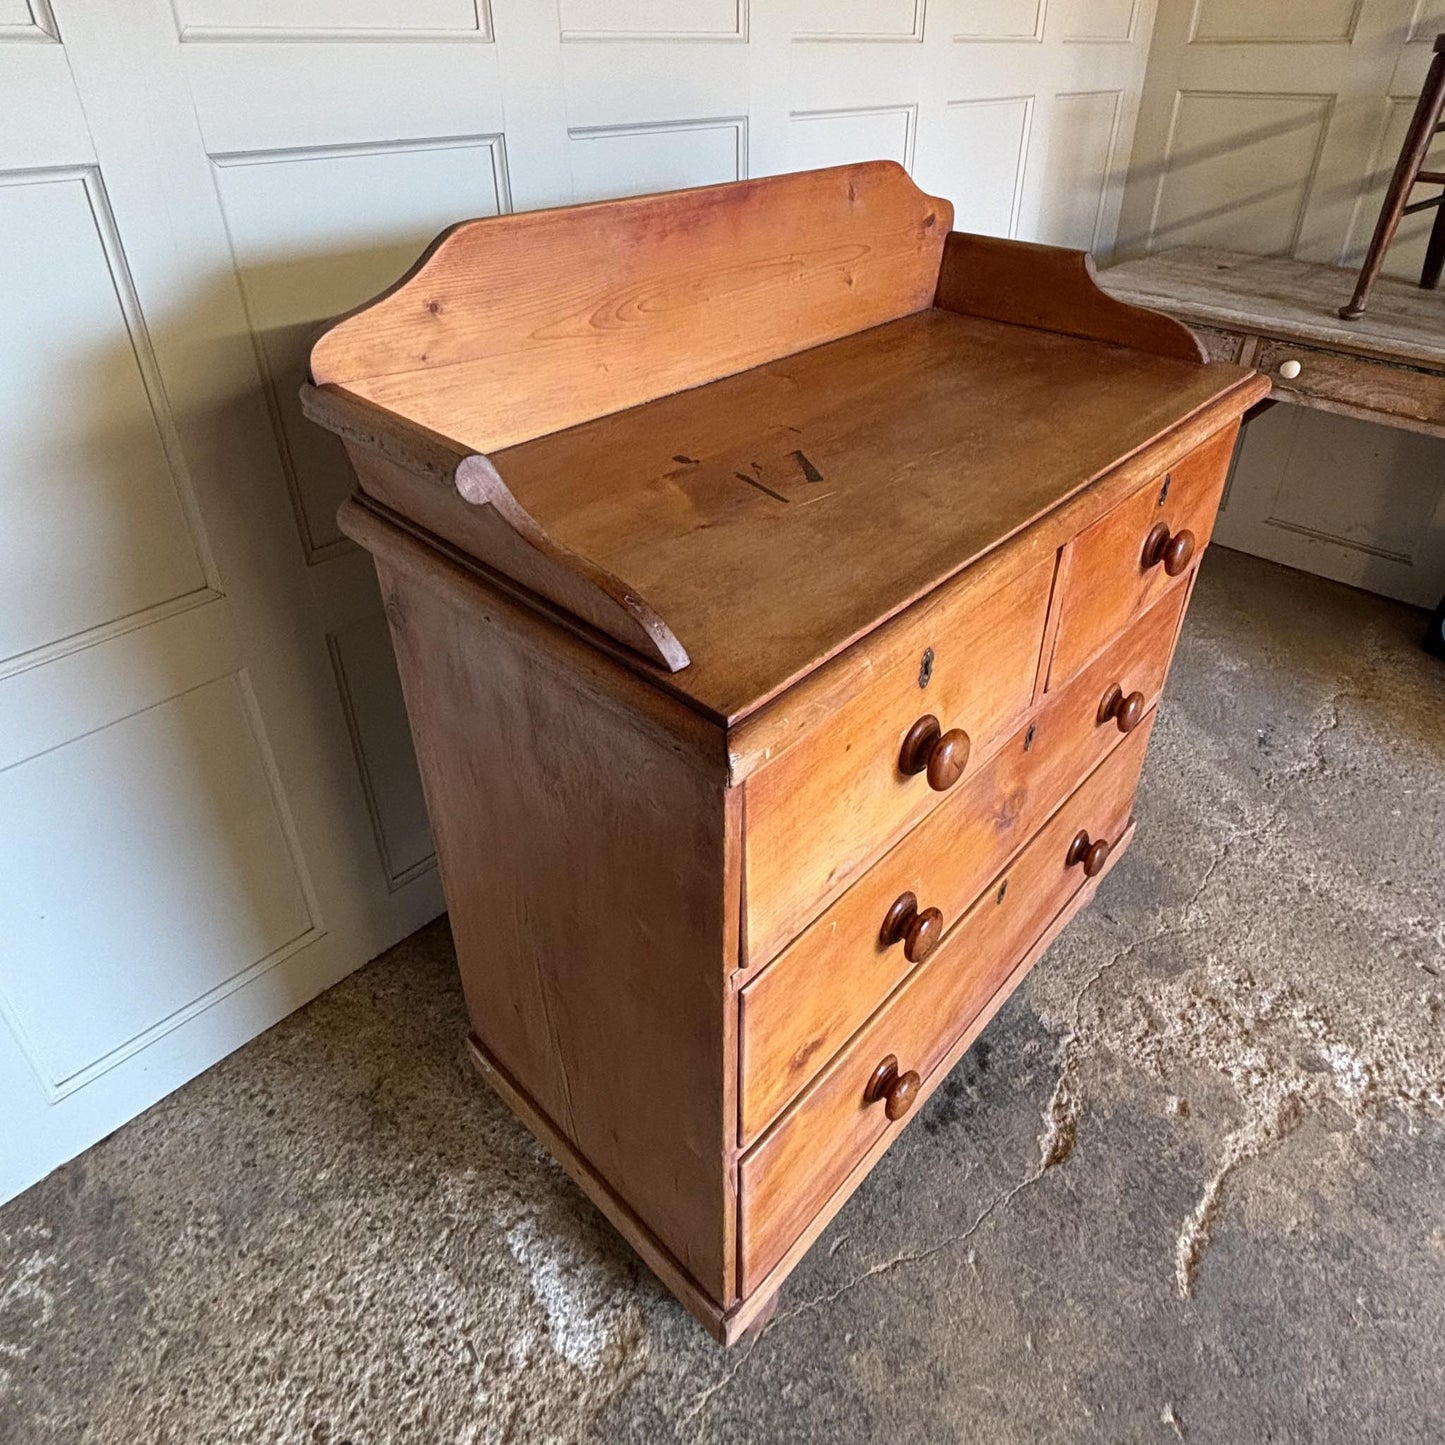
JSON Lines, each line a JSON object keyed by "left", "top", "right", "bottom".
{"left": 303, "top": 161, "right": 1263, "bottom": 724}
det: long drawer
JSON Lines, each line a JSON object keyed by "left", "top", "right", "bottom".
{"left": 737, "top": 579, "right": 1187, "bottom": 1142}
{"left": 738, "top": 721, "right": 1152, "bottom": 1294}
{"left": 1049, "top": 425, "right": 1233, "bottom": 685}
{"left": 742, "top": 557, "right": 1054, "bottom": 968}
{"left": 1254, "top": 337, "right": 1445, "bottom": 430}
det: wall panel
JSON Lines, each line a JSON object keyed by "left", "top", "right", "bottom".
{"left": 1056, "top": 0, "right": 1139, "bottom": 42}
{"left": 0, "top": 673, "right": 317, "bottom": 1098}
{"left": 558, "top": 0, "right": 745, "bottom": 41}
{"left": 789, "top": 104, "right": 917, "bottom": 170}
{"left": 174, "top": 0, "right": 490, "bottom": 42}
{"left": 0, "top": 0, "right": 57, "bottom": 41}
{"left": 953, "top": 0, "right": 1045, "bottom": 41}
{"left": 1118, "top": 0, "right": 1445, "bottom": 605}
{"left": 938, "top": 96, "right": 1032, "bottom": 236}
{"left": 568, "top": 117, "right": 745, "bottom": 202}
{"left": 211, "top": 136, "right": 507, "bottom": 561}
{"left": 1149, "top": 92, "right": 1333, "bottom": 253}
{"left": 1038, "top": 90, "right": 1122, "bottom": 248}
{"left": 1188, "top": 0, "right": 1362, "bottom": 45}
{"left": 0, "top": 167, "right": 212, "bottom": 673}
{"left": 792, "top": 0, "right": 925, "bottom": 41}
{"left": 327, "top": 616, "right": 434, "bottom": 890}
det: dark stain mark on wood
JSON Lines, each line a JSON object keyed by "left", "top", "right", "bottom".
{"left": 672, "top": 454, "right": 698, "bottom": 465}
{"left": 790, "top": 449, "right": 824, "bottom": 483}
{"left": 734, "top": 471, "right": 789, "bottom": 504}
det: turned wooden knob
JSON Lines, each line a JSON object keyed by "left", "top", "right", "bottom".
{"left": 864, "top": 1054, "right": 922, "bottom": 1121}
{"left": 1066, "top": 829, "right": 1111, "bottom": 878}
{"left": 880, "top": 891, "right": 945, "bottom": 963}
{"left": 899, "top": 715, "right": 971, "bottom": 791}
{"left": 1142, "top": 521, "right": 1195, "bottom": 577}
{"left": 1097, "top": 683, "right": 1146, "bottom": 734}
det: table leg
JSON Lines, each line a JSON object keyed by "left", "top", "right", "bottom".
{"left": 1341, "top": 36, "right": 1445, "bottom": 320}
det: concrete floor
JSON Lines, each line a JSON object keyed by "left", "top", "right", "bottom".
{"left": 2, "top": 547, "right": 1443, "bottom": 1445}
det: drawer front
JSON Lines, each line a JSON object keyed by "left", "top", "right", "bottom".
{"left": 738, "top": 722, "right": 1151, "bottom": 1293}
{"left": 743, "top": 558, "right": 1054, "bottom": 967}
{"left": 738, "top": 581, "right": 1186, "bottom": 1142}
{"left": 1049, "top": 424, "right": 1234, "bottom": 685}
{"left": 1192, "top": 325, "right": 1246, "bottom": 364}
{"left": 1255, "top": 338, "right": 1445, "bottom": 427}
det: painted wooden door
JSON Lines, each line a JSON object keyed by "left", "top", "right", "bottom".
{"left": 0, "top": 1, "right": 448, "bottom": 1202}
{"left": 1, "top": 0, "right": 1160, "bottom": 1204}
{"left": 1117, "top": 0, "right": 1445, "bottom": 608}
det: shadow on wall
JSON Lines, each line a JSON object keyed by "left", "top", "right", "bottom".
{"left": 215, "top": 239, "right": 442, "bottom": 889}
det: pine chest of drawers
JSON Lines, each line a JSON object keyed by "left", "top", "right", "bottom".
{"left": 302, "top": 163, "right": 1268, "bottom": 1343}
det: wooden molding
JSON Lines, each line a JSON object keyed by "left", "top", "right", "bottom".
{"left": 306, "top": 383, "right": 689, "bottom": 672}
{"left": 467, "top": 1034, "right": 734, "bottom": 1339}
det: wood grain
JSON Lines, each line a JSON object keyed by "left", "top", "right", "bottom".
{"left": 738, "top": 582, "right": 1186, "bottom": 1141}
{"left": 309, "top": 173, "right": 1270, "bottom": 1342}
{"left": 313, "top": 316, "right": 1262, "bottom": 723}
{"left": 724, "top": 397, "right": 1261, "bottom": 779}
{"left": 935, "top": 232, "right": 1208, "bottom": 363}
{"left": 1048, "top": 423, "right": 1237, "bottom": 686}
{"left": 336, "top": 497, "right": 727, "bottom": 779}
{"left": 310, "top": 161, "right": 952, "bottom": 452}
{"left": 725, "top": 821, "right": 1134, "bottom": 1336}
{"left": 359, "top": 507, "right": 736, "bottom": 1303}
{"left": 1191, "top": 325, "right": 1247, "bottom": 364}
{"left": 467, "top": 1036, "right": 734, "bottom": 1341}
{"left": 1252, "top": 338, "right": 1445, "bottom": 432}
{"left": 738, "top": 722, "right": 1153, "bottom": 1293}
{"left": 468, "top": 309, "right": 1256, "bottom": 721}
{"left": 302, "top": 377, "right": 689, "bottom": 668}
{"left": 741, "top": 558, "right": 1053, "bottom": 969}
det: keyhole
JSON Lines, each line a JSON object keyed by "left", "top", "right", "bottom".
{"left": 919, "top": 647, "right": 934, "bottom": 689}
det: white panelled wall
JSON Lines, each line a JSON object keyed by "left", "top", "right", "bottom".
{"left": 1118, "top": 0, "right": 1445, "bottom": 606}
{"left": 2, "top": 0, "right": 1163, "bottom": 1203}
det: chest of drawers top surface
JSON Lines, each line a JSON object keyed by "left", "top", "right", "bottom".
{"left": 302, "top": 162, "right": 1264, "bottom": 725}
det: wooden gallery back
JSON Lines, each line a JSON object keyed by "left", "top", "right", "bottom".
{"left": 302, "top": 162, "right": 1268, "bottom": 1344}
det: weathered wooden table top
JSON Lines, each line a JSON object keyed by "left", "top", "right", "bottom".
{"left": 1101, "top": 247, "right": 1445, "bottom": 372}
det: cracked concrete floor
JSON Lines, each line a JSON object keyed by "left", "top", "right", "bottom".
{"left": 3, "top": 547, "right": 1443, "bottom": 1445}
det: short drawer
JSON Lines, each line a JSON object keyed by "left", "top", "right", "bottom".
{"left": 738, "top": 721, "right": 1151, "bottom": 1294}
{"left": 1192, "top": 325, "right": 1247, "bottom": 364}
{"left": 1255, "top": 338, "right": 1445, "bottom": 428}
{"left": 742, "top": 558, "right": 1054, "bottom": 967}
{"left": 737, "top": 580, "right": 1186, "bottom": 1142}
{"left": 1049, "top": 423, "right": 1235, "bottom": 685}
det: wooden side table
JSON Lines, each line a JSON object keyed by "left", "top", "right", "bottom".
{"left": 1101, "top": 246, "right": 1445, "bottom": 653}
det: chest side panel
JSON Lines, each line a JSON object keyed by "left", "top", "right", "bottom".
{"left": 367, "top": 534, "right": 737, "bottom": 1307}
